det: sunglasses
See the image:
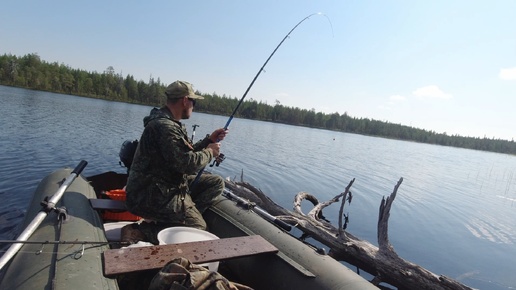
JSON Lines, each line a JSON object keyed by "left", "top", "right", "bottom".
{"left": 188, "top": 98, "right": 196, "bottom": 107}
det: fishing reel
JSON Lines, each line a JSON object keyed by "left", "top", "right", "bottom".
{"left": 209, "top": 153, "right": 226, "bottom": 167}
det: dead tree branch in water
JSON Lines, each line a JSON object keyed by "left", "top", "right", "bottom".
{"left": 377, "top": 177, "right": 402, "bottom": 255}
{"left": 224, "top": 177, "right": 473, "bottom": 290}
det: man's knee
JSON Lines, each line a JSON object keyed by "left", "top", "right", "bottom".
{"left": 205, "top": 174, "right": 224, "bottom": 188}
{"left": 185, "top": 213, "right": 207, "bottom": 230}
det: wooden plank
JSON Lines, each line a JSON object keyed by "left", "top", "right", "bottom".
{"left": 90, "top": 199, "right": 127, "bottom": 210}
{"left": 103, "top": 235, "right": 278, "bottom": 276}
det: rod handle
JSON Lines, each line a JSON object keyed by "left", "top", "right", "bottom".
{"left": 72, "top": 160, "right": 88, "bottom": 175}
{"left": 274, "top": 218, "right": 292, "bottom": 231}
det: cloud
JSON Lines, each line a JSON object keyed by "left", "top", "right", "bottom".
{"left": 389, "top": 95, "right": 406, "bottom": 101}
{"left": 499, "top": 67, "right": 516, "bottom": 80}
{"left": 412, "top": 85, "right": 452, "bottom": 99}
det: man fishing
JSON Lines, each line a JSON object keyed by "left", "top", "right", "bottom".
{"left": 125, "top": 80, "right": 228, "bottom": 231}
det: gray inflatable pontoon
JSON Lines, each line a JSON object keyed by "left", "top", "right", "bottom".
{"left": 0, "top": 168, "right": 378, "bottom": 290}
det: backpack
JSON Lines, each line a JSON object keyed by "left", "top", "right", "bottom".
{"left": 148, "top": 257, "right": 253, "bottom": 290}
{"left": 119, "top": 139, "right": 139, "bottom": 172}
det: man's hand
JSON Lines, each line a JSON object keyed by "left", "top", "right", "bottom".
{"left": 207, "top": 142, "right": 221, "bottom": 157}
{"left": 209, "top": 128, "right": 228, "bottom": 143}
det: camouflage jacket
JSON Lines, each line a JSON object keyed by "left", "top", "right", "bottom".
{"left": 125, "top": 107, "right": 213, "bottom": 215}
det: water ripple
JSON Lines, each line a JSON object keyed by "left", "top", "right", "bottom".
{"left": 1, "top": 86, "right": 515, "bottom": 290}
{"left": 465, "top": 213, "right": 515, "bottom": 245}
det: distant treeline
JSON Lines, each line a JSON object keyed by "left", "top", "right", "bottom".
{"left": 1, "top": 52, "right": 514, "bottom": 155}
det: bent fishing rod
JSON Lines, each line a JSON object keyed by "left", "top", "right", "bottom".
{"left": 222, "top": 12, "right": 324, "bottom": 130}
{"left": 191, "top": 12, "right": 330, "bottom": 188}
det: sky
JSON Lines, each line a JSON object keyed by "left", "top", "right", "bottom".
{"left": 2, "top": 0, "right": 515, "bottom": 140}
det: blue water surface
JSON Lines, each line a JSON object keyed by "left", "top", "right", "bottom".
{"left": 0, "top": 86, "right": 515, "bottom": 289}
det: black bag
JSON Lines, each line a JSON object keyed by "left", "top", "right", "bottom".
{"left": 119, "top": 139, "right": 139, "bottom": 171}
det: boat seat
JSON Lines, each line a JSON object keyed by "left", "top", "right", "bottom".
{"left": 89, "top": 198, "right": 127, "bottom": 211}
{"left": 102, "top": 235, "right": 278, "bottom": 276}
{"left": 90, "top": 198, "right": 141, "bottom": 221}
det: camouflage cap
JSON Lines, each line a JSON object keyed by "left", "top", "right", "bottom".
{"left": 165, "top": 81, "right": 204, "bottom": 100}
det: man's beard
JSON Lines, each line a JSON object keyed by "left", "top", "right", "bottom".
{"left": 181, "top": 109, "right": 191, "bottom": 119}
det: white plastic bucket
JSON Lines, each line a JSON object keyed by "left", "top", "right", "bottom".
{"left": 157, "top": 226, "right": 220, "bottom": 271}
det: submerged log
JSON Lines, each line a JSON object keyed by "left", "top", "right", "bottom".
{"left": 224, "top": 177, "right": 473, "bottom": 290}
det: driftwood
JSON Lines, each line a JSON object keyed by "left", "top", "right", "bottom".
{"left": 224, "top": 176, "right": 473, "bottom": 290}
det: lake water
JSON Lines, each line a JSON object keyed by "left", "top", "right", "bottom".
{"left": 0, "top": 85, "right": 515, "bottom": 289}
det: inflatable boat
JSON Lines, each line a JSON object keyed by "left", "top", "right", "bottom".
{"left": 0, "top": 161, "right": 378, "bottom": 290}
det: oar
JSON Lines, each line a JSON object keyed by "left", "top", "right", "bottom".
{"left": 223, "top": 188, "right": 292, "bottom": 231}
{"left": 191, "top": 124, "right": 200, "bottom": 141}
{"left": 0, "top": 160, "right": 88, "bottom": 270}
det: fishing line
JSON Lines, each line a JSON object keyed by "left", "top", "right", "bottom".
{"left": 0, "top": 240, "right": 131, "bottom": 261}
{"left": 0, "top": 247, "right": 113, "bottom": 258}
{"left": 0, "top": 240, "right": 130, "bottom": 245}
{"left": 192, "top": 12, "right": 333, "bottom": 187}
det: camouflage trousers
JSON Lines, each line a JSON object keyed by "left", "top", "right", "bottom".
{"left": 182, "top": 173, "right": 224, "bottom": 230}
{"left": 134, "top": 174, "right": 224, "bottom": 231}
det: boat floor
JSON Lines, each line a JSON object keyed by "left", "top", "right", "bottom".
{"left": 106, "top": 223, "right": 253, "bottom": 290}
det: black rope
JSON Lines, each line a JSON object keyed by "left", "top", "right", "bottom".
{"left": 0, "top": 240, "right": 129, "bottom": 245}
{"left": 51, "top": 207, "right": 67, "bottom": 290}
